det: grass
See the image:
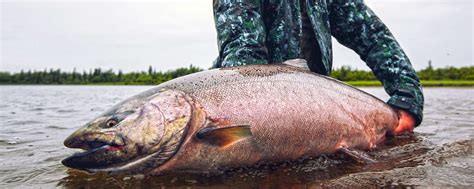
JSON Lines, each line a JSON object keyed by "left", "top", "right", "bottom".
{"left": 346, "top": 80, "right": 474, "bottom": 87}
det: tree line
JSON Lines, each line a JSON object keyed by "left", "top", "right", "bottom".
{"left": 331, "top": 62, "right": 474, "bottom": 81}
{"left": 0, "top": 63, "right": 472, "bottom": 85}
{"left": 0, "top": 65, "right": 203, "bottom": 85}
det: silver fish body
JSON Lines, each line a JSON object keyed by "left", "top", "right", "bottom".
{"left": 62, "top": 64, "right": 398, "bottom": 174}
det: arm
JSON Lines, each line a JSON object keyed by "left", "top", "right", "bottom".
{"left": 213, "top": 0, "right": 268, "bottom": 67}
{"left": 328, "top": 0, "right": 424, "bottom": 127}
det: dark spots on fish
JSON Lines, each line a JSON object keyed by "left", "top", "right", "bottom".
{"left": 137, "top": 105, "right": 148, "bottom": 118}
{"left": 221, "top": 64, "right": 299, "bottom": 77}
{"left": 136, "top": 144, "right": 146, "bottom": 155}
{"left": 117, "top": 133, "right": 128, "bottom": 144}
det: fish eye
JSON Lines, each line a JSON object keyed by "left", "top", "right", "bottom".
{"left": 105, "top": 118, "right": 118, "bottom": 128}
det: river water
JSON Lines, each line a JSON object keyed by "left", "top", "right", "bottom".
{"left": 0, "top": 86, "right": 473, "bottom": 188}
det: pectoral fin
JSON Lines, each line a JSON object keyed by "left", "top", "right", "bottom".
{"left": 196, "top": 125, "right": 252, "bottom": 147}
{"left": 338, "top": 147, "right": 377, "bottom": 163}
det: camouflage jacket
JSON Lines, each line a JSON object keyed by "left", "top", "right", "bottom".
{"left": 212, "top": 0, "right": 424, "bottom": 126}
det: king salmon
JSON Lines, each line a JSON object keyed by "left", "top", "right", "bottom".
{"left": 62, "top": 64, "right": 399, "bottom": 175}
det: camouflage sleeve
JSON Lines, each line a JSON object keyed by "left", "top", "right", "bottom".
{"left": 213, "top": 0, "right": 268, "bottom": 68}
{"left": 328, "top": 0, "right": 424, "bottom": 126}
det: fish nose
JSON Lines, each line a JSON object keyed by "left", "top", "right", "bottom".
{"left": 64, "top": 134, "right": 112, "bottom": 151}
{"left": 64, "top": 132, "right": 91, "bottom": 150}
{"left": 63, "top": 127, "right": 101, "bottom": 150}
{"left": 64, "top": 129, "right": 125, "bottom": 150}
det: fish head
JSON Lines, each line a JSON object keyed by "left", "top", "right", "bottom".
{"left": 62, "top": 89, "right": 192, "bottom": 174}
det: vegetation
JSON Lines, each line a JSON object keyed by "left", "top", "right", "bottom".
{"left": 0, "top": 62, "right": 472, "bottom": 86}
{"left": 0, "top": 65, "right": 202, "bottom": 85}
{"left": 330, "top": 61, "right": 474, "bottom": 81}
{"left": 330, "top": 61, "right": 474, "bottom": 86}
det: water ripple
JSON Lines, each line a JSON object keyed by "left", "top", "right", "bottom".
{"left": 0, "top": 86, "right": 472, "bottom": 188}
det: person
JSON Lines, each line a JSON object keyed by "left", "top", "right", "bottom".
{"left": 212, "top": 0, "right": 424, "bottom": 132}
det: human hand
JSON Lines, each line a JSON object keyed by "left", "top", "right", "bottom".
{"left": 393, "top": 109, "right": 415, "bottom": 135}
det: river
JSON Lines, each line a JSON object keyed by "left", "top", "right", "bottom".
{"left": 0, "top": 86, "right": 473, "bottom": 188}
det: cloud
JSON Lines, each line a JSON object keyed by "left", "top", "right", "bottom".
{"left": 1, "top": 0, "right": 472, "bottom": 72}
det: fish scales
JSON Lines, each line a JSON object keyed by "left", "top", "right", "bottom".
{"left": 149, "top": 65, "right": 398, "bottom": 173}
{"left": 62, "top": 64, "right": 399, "bottom": 175}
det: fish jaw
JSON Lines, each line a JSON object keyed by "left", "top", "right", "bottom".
{"left": 61, "top": 125, "right": 138, "bottom": 172}
{"left": 61, "top": 141, "right": 126, "bottom": 170}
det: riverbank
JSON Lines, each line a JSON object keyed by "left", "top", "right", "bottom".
{"left": 347, "top": 80, "right": 474, "bottom": 87}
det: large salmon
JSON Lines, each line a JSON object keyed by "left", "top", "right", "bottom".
{"left": 62, "top": 64, "right": 399, "bottom": 175}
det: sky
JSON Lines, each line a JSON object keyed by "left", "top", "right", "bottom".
{"left": 1, "top": 0, "right": 473, "bottom": 73}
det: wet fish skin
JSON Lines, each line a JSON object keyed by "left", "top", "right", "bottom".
{"left": 62, "top": 64, "right": 399, "bottom": 174}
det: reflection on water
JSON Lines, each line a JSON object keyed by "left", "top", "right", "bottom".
{"left": 0, "top": 86, "right": 473, "bottom": 188}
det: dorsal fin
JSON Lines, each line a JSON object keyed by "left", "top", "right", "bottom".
{"left": 196, "top": 125, "right": 252, "bottom": 147}
{"left": 281, "top": 59, "right": 310, "bottom": 71}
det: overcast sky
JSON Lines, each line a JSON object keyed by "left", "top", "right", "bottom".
{"left": 1, "top": 0, "right": 473, "bottom": 73}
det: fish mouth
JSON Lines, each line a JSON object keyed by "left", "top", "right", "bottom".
{"left": 62, "top": 136, "right": 128, "bottom": 171}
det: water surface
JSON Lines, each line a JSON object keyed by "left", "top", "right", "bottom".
{"left": 0, "top": 86, "right": 473, "bottom": 188}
